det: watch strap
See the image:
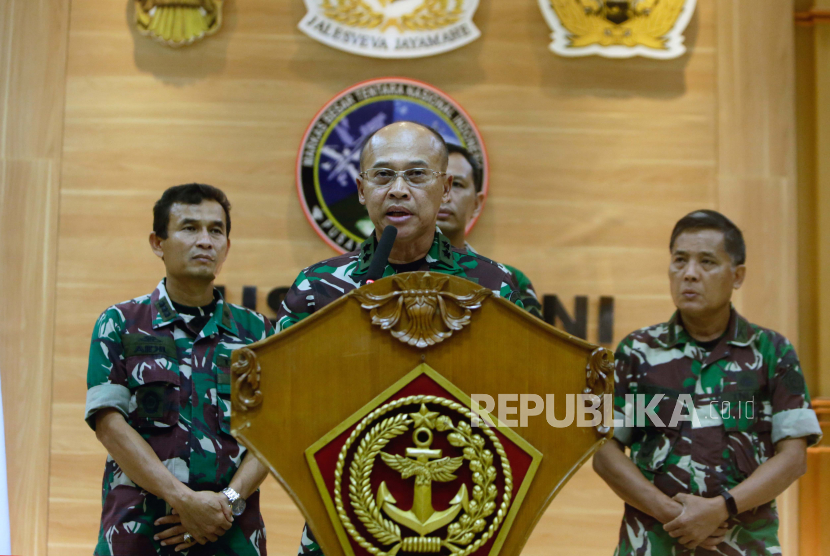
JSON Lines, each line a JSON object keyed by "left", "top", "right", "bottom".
{"left": 720, "top": 490, "right": 739, "bottom": 517}
{"left": 222, "top": 487, "right": 240, "bottom": 504}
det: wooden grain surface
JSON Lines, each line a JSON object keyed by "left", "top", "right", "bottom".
{"left": 0, "top": 0, "right": 70, "bottom": 554}
{"left": 0, "top": 0, "right": 796, "bottom": 554}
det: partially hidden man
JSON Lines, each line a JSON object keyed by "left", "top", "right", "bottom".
{"left": 85, "top": 184, "right": 274, "bottom": 555}
{"left": 593, "top": 210, "right": 822, "bottom": 556}
{"left": 436, "top": 143, "right": 543, "bottom": 318}
{"left": 277, "top": 122, "right": 524, "bottom": 555}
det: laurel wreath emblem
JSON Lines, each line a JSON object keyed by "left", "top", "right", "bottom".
{"left": 320, "top": 0, "right": 465, "bottom": 32}
{"left": 401, "top": 0, "right": 464, "bottom": 31}
{"left": 334, "top": 395, "right": 512, "bottom": 556}
{"left": 322, "top": 0, "right": 384, "bottom": 29}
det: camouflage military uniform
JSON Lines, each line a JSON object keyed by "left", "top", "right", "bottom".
{"left": 277, "top": 231, "right": 523, "bottom": 331}
{"left": 612, "top": 309, "right": 822, "bottom": 556}
{"left": 85, "top": 279, "right": 274, "bottom": 556}
{"left": 278, "top": 231, "right": 523, "bottom": 555}
{"left": 463, "top": 242, "right": 541, "bottom": 318}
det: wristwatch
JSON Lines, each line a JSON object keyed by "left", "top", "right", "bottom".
{"left": 720, "top": 490, "right": 739, "bottom": 517}
{"left": 222, "top": 487, "right": 247, "bottom": 516}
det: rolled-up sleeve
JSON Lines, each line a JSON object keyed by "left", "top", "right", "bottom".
{"left": 85, "top": 307, "right": 129, "bottom": 430}
{"left": 769, "top": 338, "right": 823, "bottom": 446}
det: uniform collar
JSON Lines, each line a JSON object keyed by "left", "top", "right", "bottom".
{"left": 354, "top": 229, "right": 464, "bottom": 277}
{"left": 150, "top": 279, "right": 237, "bottom": 335}
{"left": 660, "top": 306, "right": 755, "bottom": 349}
{"left": 464, "top": 241, "right": 478, "bottom": 255}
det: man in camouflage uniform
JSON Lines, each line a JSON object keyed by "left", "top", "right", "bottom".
{"left": 280, "top": 122, "right": 523, "bottom": 555}
{"left": 593, "top": 210, "right": 822, "bottom": 555}
{"left": 85, "top": 184, "right": 274, "bottom": 555}
{"left": 436, "top": 143, "right": 543, "bottom": 318}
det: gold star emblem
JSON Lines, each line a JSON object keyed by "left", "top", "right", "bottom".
{"left": 409, "top": 404, "right": 440, "bottom": 429}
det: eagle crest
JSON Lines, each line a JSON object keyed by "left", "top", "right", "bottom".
{"left": 381, "top": 452, "right": 464, "bottom": 485}
{"left": 545, "top": 0, "right": 694, "bottom": 56}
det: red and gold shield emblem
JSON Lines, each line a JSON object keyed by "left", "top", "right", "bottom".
{"left": 306, "top": 365, "right": 542, "bottom": 556}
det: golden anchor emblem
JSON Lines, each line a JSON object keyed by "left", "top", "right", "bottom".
{"left": 333, "top": 395, "right": 514, "bottom": 556}
{"left": 377, "top": 405, "right": 469, "bottom": 538}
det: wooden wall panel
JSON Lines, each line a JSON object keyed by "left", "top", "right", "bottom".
{"left": 45, "top": 0, "right": 803, "bottom": 555}
{"left": 0, "top": 0, "right": 70, "bottom": 554}
{"left": 716, "top": 2, "right": 801, "bottom": 552}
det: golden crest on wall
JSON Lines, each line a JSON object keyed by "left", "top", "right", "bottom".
{"left": 305, "top": 364, "right": 543, "bottom": 556}
{"left": 134, "top": 0, "right": 223, "bottom": 47}
{"left": 538, "top": 0, "right": 696, "bottom": 59}
{"left": 299, "top": 0, "right": 481, "bottom": 58}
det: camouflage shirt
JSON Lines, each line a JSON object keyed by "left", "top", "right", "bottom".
{"left": 85, "top": 279, "right": 275, "bottom": 556}
{"left": 277, "top": 231, "right": 523, "bottom": 331}
{"left": 465, "top": 242, "right": 542, "bottom": 318}
{"left": 612, "top": 308, "right": 822, "bottom": 556}
{"left": 279, "top": 231, "right": 523, "bottom": 556}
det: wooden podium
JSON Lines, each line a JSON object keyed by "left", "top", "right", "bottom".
{"left": 230, "top": 272, "right": 613, "bottom": 556}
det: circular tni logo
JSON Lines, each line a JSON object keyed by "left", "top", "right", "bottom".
{"left": 296, "top": 78, "right": 488, "bottom": 253}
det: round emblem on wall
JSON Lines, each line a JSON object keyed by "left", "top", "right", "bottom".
{"left": 296, "top": 78, "right": 489, "bottom": 253}
{"left": 298, "top": 0, "right": 481, "bottom": 59}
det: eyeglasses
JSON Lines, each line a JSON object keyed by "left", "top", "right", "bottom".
{"left": 359, "top": 168, "right": 445, "bottom": 187}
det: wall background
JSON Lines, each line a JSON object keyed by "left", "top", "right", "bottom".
{"left": 0, "top": 0, "right": 812, "bottom": 554}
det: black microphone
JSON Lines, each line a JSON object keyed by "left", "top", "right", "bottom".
{"left": 365, "top": 226, "right": 397, "bottom": 284}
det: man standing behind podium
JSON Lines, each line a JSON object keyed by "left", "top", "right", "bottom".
{"left": 277, "top": 122, "right": 523, "bottom": 555}
{"left": 437, "top": 143, "right": 543, "bottom": 318}
{"left": 85, "top": 184, "right": 273, "bottom": 555}
{"left": 593, "top": 210, "right": 822, "bottom": 555}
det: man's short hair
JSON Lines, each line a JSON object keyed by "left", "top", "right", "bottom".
{"left": 447, "top": 143, "right": 483, "bottom": 193}
{"left": 358, "top": 122, "right": 449, "bottom": 171}
{"left": 153, "top": 183, "right": 232, "bottom": 239}
{"left": 669, "top": 209, "right": 745, "bottom": 265}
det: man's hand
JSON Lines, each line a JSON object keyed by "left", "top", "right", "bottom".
{"left": 654, "top": 498, "right": 683, "bottom": 524}
{"left": 154, "top": 514, "right": 197, "bottom": 553}
{"left": 167, "top": 490, "right": 233, "bottom": 544}
{"left": 698, "top": 523, "right": 731, "bottom": 552}
{"left": 663, "top": 493, "right": 729, "bottom": 549}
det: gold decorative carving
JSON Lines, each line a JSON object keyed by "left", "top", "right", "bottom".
{"left": 231, "top": 348, "right": 262, "bottom": 411}
{"left": 334, "top": 395, "right": 512, "bottom": 556}
{"left": 352, "top": 273, "right": 492, "bottom": 349}
{"left": 134, "top": 0, "right": 223, "bottom": 47}
{"left": 584, "top": 347, "right": 614, "bottom": 435}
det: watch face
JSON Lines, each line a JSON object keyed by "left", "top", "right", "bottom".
{"left": 232, "top": 497, "right": 246, "bottom": 516}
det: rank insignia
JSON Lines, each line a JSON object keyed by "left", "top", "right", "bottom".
{"left": 538, "top": 0, "right": 696, "bottom": 59}
{"left": 305, "top": 364, "right": 542, "bottom": 556}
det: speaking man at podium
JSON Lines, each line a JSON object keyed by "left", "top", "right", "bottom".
{"left": 275, "top": 121, "right": 524, "bottom": 555}
{"left": 593, "top": 210, "right": 822, "bottom": 555}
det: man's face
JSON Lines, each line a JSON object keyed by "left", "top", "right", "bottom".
{"left": 150, "top": 200, "right": 230, "bottom": 283}
{"left": 669, "top": 229, "right": 745, "bottom": 319}
{"left": 437, "top": 152, "right": 484, "bottom": 237}
{"left": 357, "top": 124, "right": 451, "bottom": 244}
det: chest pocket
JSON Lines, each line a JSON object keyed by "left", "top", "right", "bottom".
{"left": 122, "top": 334, "right": 181, "bottom": 429}
{"left": 717, "top": 370, "right": 772, "bottom": 478}
{"left": 216, "top": 352, "right": 233, "bottom": 435}
{"left": 632, "top": 386, "right": 685, "bottom": 473}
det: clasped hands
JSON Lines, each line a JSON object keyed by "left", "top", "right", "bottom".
{"left": 154, "top": 490, "right": 234, "bottom": 552}
{"left": 663, "top": 493, "right": 732, "bottom": 551}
